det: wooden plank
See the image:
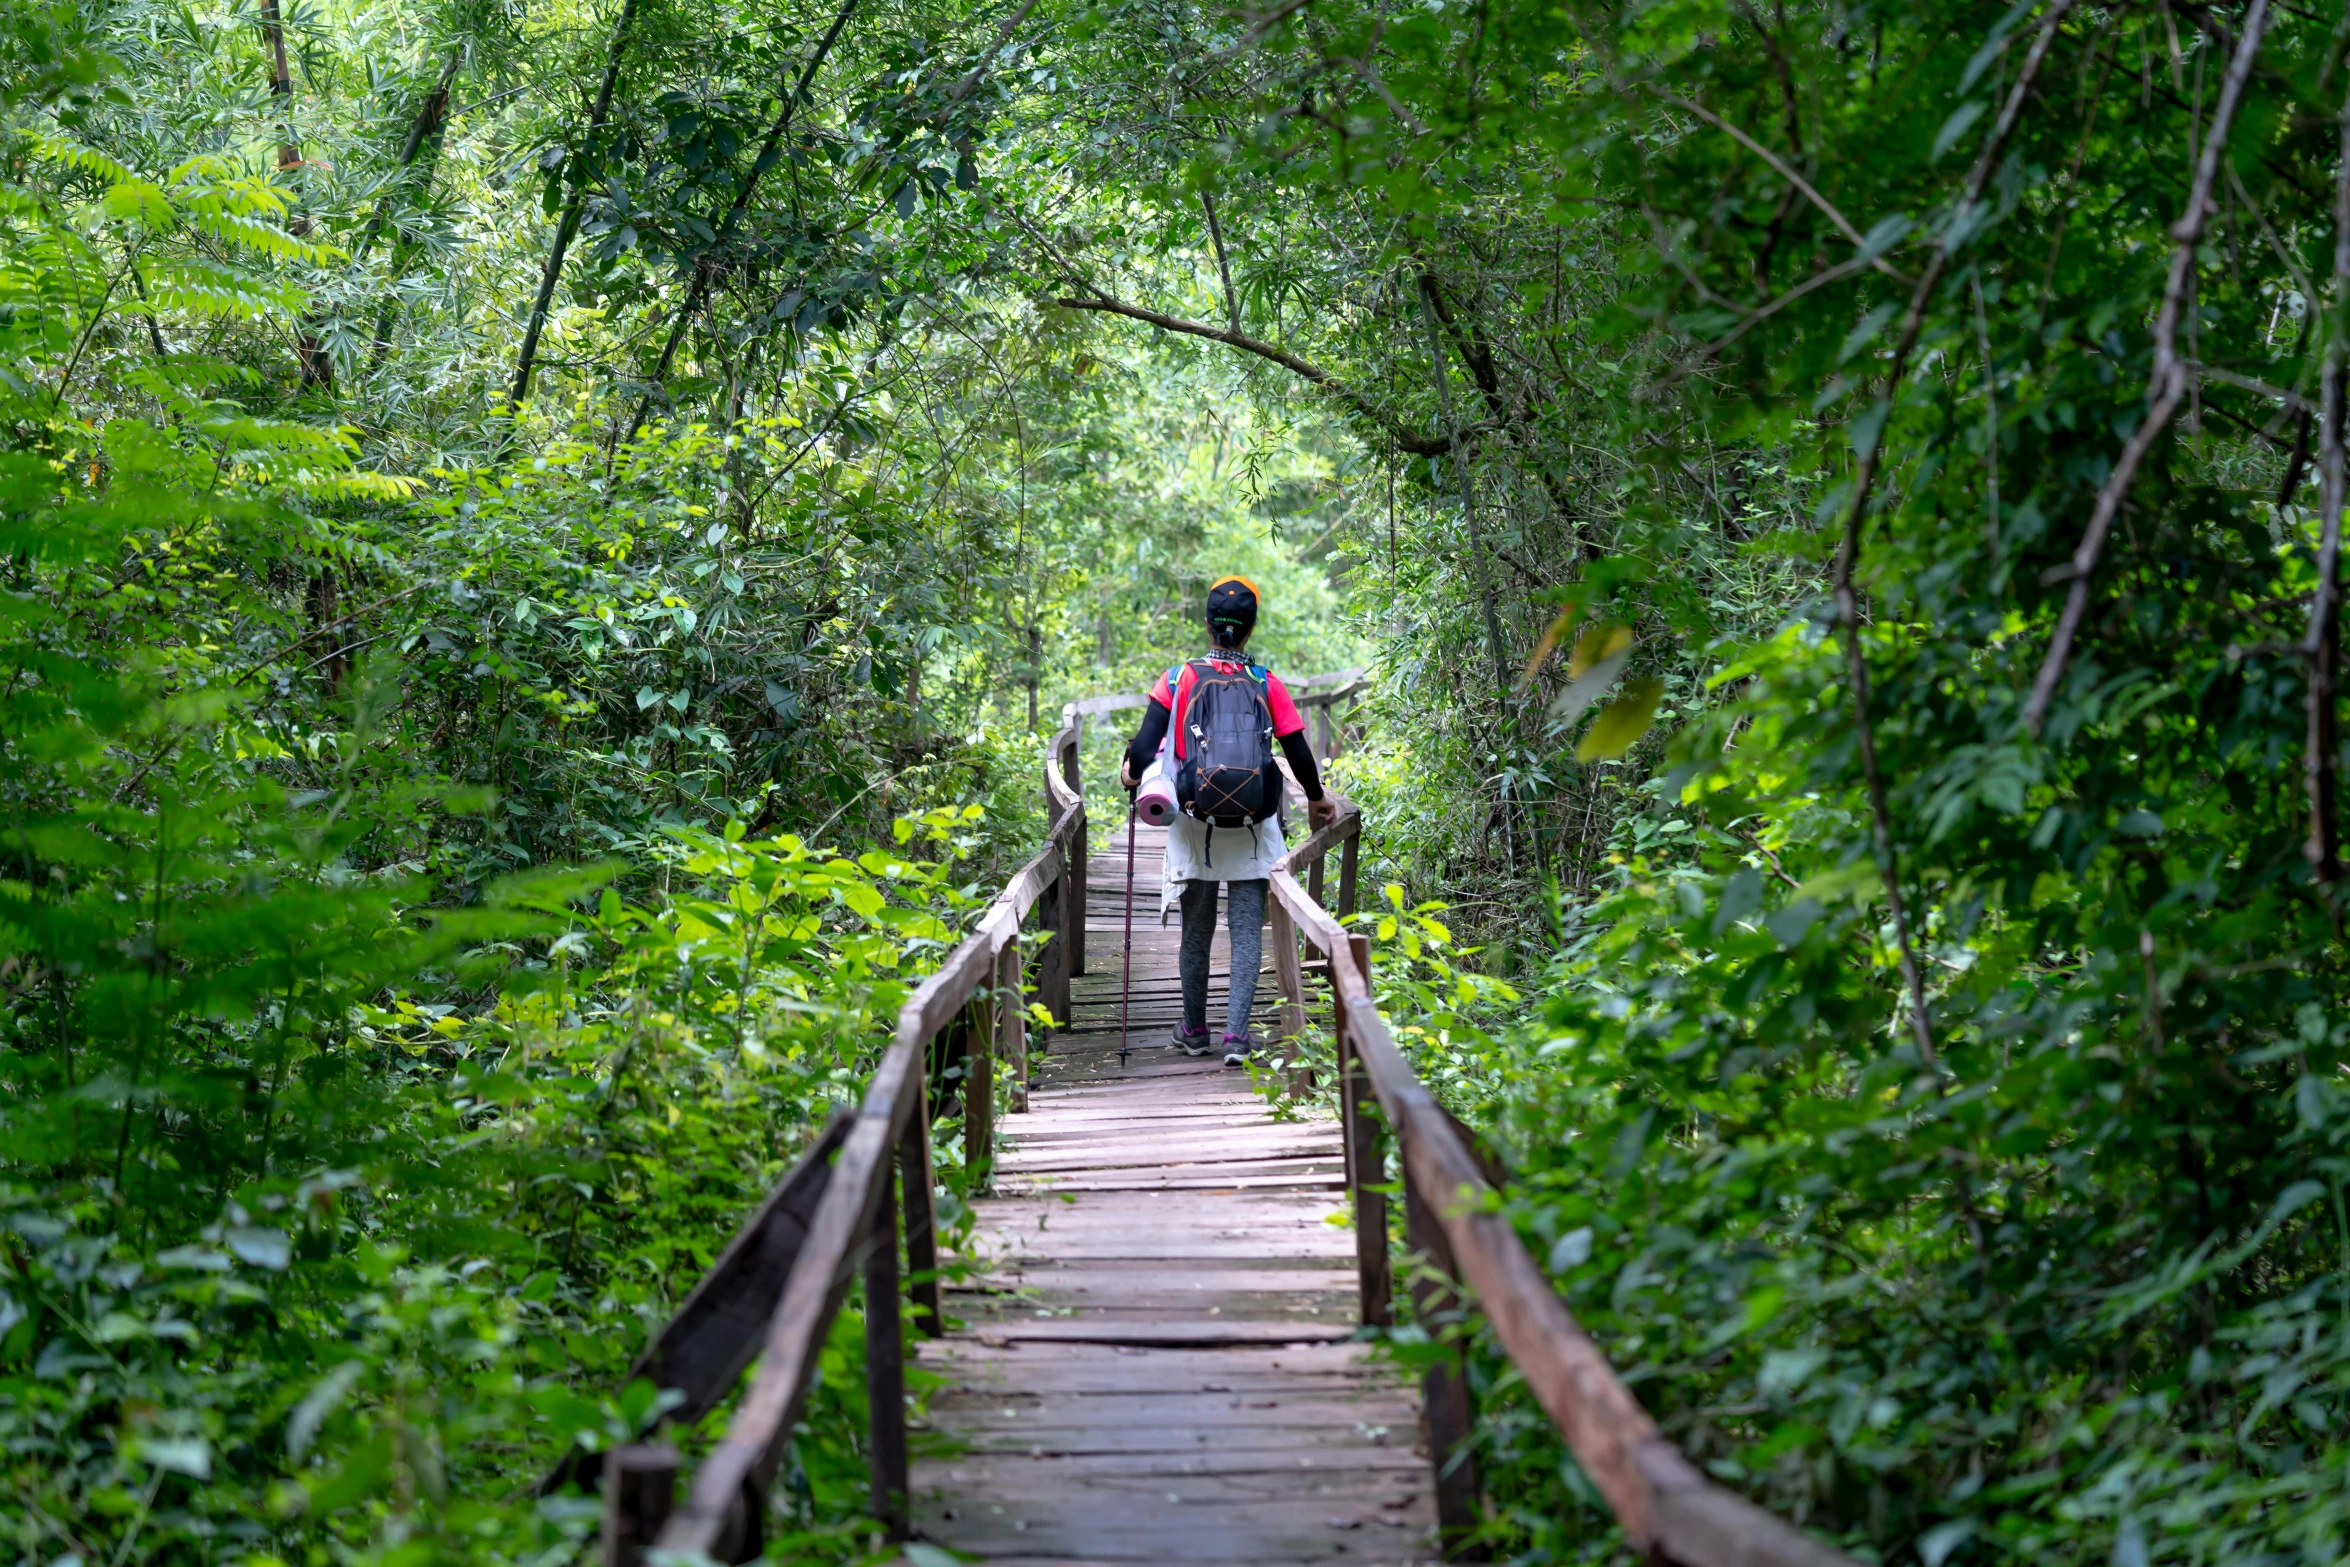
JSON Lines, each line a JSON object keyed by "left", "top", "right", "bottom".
{"left": 1269, "top": 898, "right": 1307, "bottom": 1073}
{"left": 998, "top": 1134, "right": 1341, "bottom": 1167}
{"left": 935, "top": 1319, "right": 1356, "bottom": 1346}
{"left": 917, "top": 1339, "right": 1398, "bottom": 1383}
{"left": 1037, "top": 870, "right": 1070, "bottom": 1027}
{"left": 915, "top": 1447, "right": 1425, "bottom": 1477}
{"left": 995, "top": 1171, "right": 1345, "bottom": 1196}
{"left": 960, "top": 1264, "right": 1357, "bottom": 1290}
{"left": 966, "top": 990, "right": 994, "bottom": 1192}
{"left": 906, "top": 1509, "right": 1430, "bottom": 1563}
{"left": 623, "top": 1111, "right": 849, "bottom": 1424}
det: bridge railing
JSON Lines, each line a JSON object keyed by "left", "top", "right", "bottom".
{"left": 590, "top": 723, "right": 1086, "bottom": 1566}
{"left": 1268, "top": 807, "right": 1856, "bottom": 1567}
{"left": 587, "top": 700, "right": 1855, "bottom": 1567}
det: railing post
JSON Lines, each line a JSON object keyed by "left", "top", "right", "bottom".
{"left": 1339, "top": 826, "right": 1360, "bottom": 919}
{"left": 1037, "top": 865, "right": 1070, "bottom": 1028}
{"left": 1302, "top": 837, "right": 1328, "bottom": 970}
{"left": 864, "top": 1148, "right": 909, "bottom": 1542}
{"left": 1269, "top": 900, "right": 1308, "bottom": 1097}
{"left": 1001, "top": 934, "right": 1028, "bottom": 1114}
{"left": 964, "top": 993, "right": 993, "bottom": 1193}
{"left": 899, "top": 1097, "right": 940, "bottom": 1337}
{"left": 1071, "top": 804, "right": 1088, "bottom": 977}
{"left": 602, "top": 1444, "right": 679, "bottom": 1567}
{"left": 1340, "top": 933, "right": 1390, "bottom": 1328}
{"left": 1405, "top": 1152, "right": 1482, "bottom": 1559}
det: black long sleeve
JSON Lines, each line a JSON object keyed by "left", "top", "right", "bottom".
{"left": 1278, "top": 729, "right": 1324, "bottom": 800}
{"left": 1125, "top": 699, "right": 1170, "bottom": 782}
{"left": 1126, "top": 698, "right": 1324, "bottom": 800}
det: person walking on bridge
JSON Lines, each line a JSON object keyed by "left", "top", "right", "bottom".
{"left": 1119, "top": 576, "right": 1337, "bottom": 1067}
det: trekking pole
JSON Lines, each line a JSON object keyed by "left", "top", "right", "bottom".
{"left": 1118, "top": 796, "right": 1137, "bottom": 1069}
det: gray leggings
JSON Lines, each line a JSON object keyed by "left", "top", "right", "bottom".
{"left": 1178, "top": 878, "right": 1267, "bottom": 1039}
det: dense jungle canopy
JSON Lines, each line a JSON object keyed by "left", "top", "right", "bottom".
{"left": 6, "top": 0, "right": 2350, "bottom": 1559}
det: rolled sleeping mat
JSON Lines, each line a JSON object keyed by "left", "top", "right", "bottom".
{"left": 1134, "top": 758, "right": 1178, "bottom": 827}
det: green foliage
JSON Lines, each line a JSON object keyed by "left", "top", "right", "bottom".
{"left": 1013, "top": 0, "right": 2350, "bottom": 1561}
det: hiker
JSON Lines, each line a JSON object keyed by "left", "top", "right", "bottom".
{"left": 1120, "top": 576, "right": 1338, "bottom": 1067}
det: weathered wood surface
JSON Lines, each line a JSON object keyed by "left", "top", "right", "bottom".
{"left": 910, "top": 821, "right": 1437, "bottom": 1564}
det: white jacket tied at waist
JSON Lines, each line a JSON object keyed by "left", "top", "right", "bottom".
{"left": 1157, "top": 809, "right": 1288, "bottom": 916}
{"left": 1137, "top": 738, "right": 1289, "bottom": 916}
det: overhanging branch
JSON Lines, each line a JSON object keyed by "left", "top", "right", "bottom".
{"left": 1049, "top": 294, "right": 1463, "bottom": 456}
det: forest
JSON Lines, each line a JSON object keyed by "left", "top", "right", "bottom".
{"left": 3, "top": 0, "right": 2348, "bottom": 1559}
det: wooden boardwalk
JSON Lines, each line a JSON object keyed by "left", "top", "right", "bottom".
{"left": 909, "top": 823, "right": 1438, "bottom": 1564}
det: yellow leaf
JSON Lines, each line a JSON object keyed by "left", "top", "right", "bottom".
{"left": 1577, "top": 678, "right": 1664, "bottom": 761}
{"left": 1521, "top": 605, "right": 1576, "bottom": 688}
{"left": 1568, "top": 622, "right": 1632, "bottom": 680}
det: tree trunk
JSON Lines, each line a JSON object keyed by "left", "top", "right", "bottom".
{"left": 1027, "top": 623, "right": 1041, "bottom": 731}
{"left": 258, "top": 0, "right": 331, "bottom": 389}
{"left": 363, "top": 49, "right": 465, "bottom": 367}
{"left": 511, "top": 0, "right": 642, "bottom": 409}
{"left": 358, "top": 49, "right": 463, "bottom": 259}
{"left": 621, "top": 0, "right": 864, "bottom": 445}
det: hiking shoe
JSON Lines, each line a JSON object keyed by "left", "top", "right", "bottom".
{"left": 1221, "top": 1033, "right": 1253, "bottom": 1068}
{"left": 1171, "top": 1023, "right": 1214, "bottom": 1057}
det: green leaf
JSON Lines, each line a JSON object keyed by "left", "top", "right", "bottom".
{"left": 1931, "top": 100, "right": 1986, "bottom": 160}
{"left": 225, "top": 1226, "right": 290, "bottom": 1269}
{"left": 288, "top": 1361, "right": 365, "bottom": 1461}
{"left": 135, "top": 1437, "right": 212, "bottom": 1480}
{"left": 1576, "top": 678, "right": 1663, "bottom": 761}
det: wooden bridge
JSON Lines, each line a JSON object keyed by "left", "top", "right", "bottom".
{"left": 581, "top": 691, "right": 1854, "bottom": 1567}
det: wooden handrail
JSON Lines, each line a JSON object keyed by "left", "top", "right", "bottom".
{"left": 1266, "top": 799, "right": 1857, "bottom": 1567}
{"left": 597, "top": 719, "right": 1852, "bottom": 1567}
{"left": 628, "top": 727, "right": 1087, "bottom": 1562}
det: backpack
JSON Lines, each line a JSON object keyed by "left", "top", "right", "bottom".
{"left": 1173, "top": 658, "right": 1279, "bottom": 828}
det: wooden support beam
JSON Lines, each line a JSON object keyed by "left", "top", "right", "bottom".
{"left": 1406, "top": 1162, "right": 1483, "bottom": 1558}
{"left": 965, "top": 989, "right": 994, "bottom": 1192}
{"left": 1001, "top": 933, "right": 1028, "bottom": 1115}
{"left": 1339, "top": 932, "right": 1391, "bottom": 1329}
{"left": 601, "top": 1445, "right": 678, "bottom": 1567}
{"left": 898, "top": 1101, "right": 940, "bottom": 1337}
{"left": 1270, "top": 898, "right": 1309, "bottom": 1097}
{"left": 864, "top": 1156, "right": 908, "bottom": 1541}
{"left": 1037, "top": 871, "right": 1069, "bottom": 1027}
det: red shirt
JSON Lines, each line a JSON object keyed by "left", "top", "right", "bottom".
{"left": 1148, "top": 655, "right": 1305, "bottom": 762}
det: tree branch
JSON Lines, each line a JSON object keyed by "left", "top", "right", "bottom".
{"left": 1201, "top": 190, "right": 1240, "bottom": 333}
{"left": 511, "top": 0, "right": 640, "bottom": 410}
{"left": 1420, "top": 269, "right": 1594, "bottom": 560}
{"left": 2303, "top": 84, "right": 2350, "bottom": 887}
{"left": 1827, "top": 0, "right": 2082, "bottom": 1070}
{"left": 1658, "top": 92, "right": 1912, "bottom": 285}
{"left": 1049, "top": 294, "right": 1462, "bottom": 455}
{"left": 2023, "top": 0, "right": 2274, "bottom": 731}
{"left": 623, "top": 0, "right": 863, "bottom": 444}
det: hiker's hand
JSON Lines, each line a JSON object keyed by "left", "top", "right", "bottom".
{"left": 1308, "top": 796, "right": 1338, "bottom": 831}
{"left": 1120, "top": 757, "right": 1138, "bottom": 791}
